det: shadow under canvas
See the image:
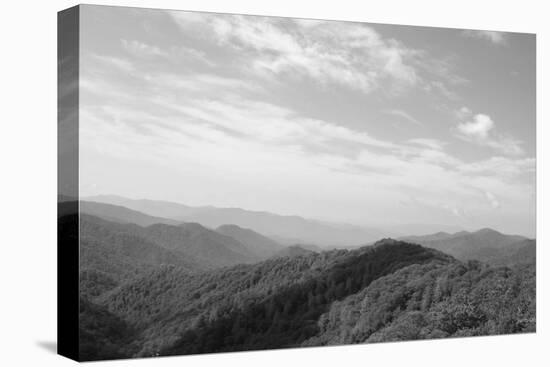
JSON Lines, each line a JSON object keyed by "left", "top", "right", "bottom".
{"left": 36, "top": 340, "right": 57, "bottom": 354}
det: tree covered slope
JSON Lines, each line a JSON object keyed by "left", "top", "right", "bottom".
{"left": 78, "top": 214, "right": 258, "bottom": 274}
{"left": 216, "top": 224, "right": 285, "bottom": 259}
{"left": 62, "top": 210, "right": 536, "bottom": 361}
{"left": 93, "top": 240, "right": 450, "bottom": 357}
{"left": 303, "top": 261, "right": 535, "bottom": 346}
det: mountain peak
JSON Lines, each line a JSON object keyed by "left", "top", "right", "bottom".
{"left": 475, "top": 228, "right": 501, "bottom": 235}
{"left": 373, "top": 238, "right": 401, "bottom": 246}
{"left": 179, "top": 222, "right": 207, "bottom": 231}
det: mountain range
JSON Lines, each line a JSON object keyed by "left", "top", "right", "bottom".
{"left": 71, "top": 229, "right": 534, "bottom": 360}
{"left": 84, "top": 195, "right": 465, "bottom": 247}
{"left": 60, "top": 197, "right": 536, "bottom": 361}
{"left": 78, "top": 198, "right": 536, "bottom": 269}
{"left": 80, "top": 201, "right": 178, "bottom": 227}
{"left": 400, "top": 228, "right": 535, "bottom": 266}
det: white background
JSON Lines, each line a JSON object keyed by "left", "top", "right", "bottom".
{"left": 0, "top": 0, "right": 547, "bottom": 365}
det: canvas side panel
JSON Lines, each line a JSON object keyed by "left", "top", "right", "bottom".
{"left": 57, "top": 5, "right": 80, "bottom": 362}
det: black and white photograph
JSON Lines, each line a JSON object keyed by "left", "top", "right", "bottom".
{"left": 56, "top": 4, "right": 538, "bottom": 361}
{"left": 4, "top": 1, "right": 548, "bottom": 366}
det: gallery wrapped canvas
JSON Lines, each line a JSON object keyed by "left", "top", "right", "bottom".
{"left": 58, "top": 5, "right": 536, "bottom": 362}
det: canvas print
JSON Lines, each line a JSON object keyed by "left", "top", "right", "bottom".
{"left": 58, "top": 4, "right": 536, "bottom": 362}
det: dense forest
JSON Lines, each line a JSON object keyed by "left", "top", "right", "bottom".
{"left": 61, "top": 207, "right": 536, "bottom": 361}
{"left": 303, "top": 261, "right": 535, "bottom": 345}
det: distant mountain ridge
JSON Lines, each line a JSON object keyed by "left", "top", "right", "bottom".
{"left": 84, "top": 195, "right": 386, "bottom": 247}
{"left": 216, "top": 224, "right": 284, "bottom": 259}
{"left": 80, "top": 200, "right": 178, "bottom": 227}
{"left": 400, "top": 228, "right": 534, "bottom": 265}
{"left": 84, "top": 195, "right": 197, "bottom": 219}
{"left": 79, "top": 196, "right": 534, "bottom": 266}
{"left": 79, "top": 200, "right": 286, "bottom": 263}
{"left": 75, "top": 211, "right": 260, "bottom": 272}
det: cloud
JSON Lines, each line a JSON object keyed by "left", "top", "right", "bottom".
{"left": 79, "top": 8, "right": 535, "bottom": 233}
{"left": 167, "top": 11, "right": 462, "bottom": 97}
{"left": 457, "top": 113, "right": 495, "bottom": 139}
{"left": 425, "top": 81, "right": 459, "bottom": 100}
{"left": 485, "top": 191, "right": 500, "bottom": 209}
{"left": 383, "top": 109, "right": 423, "bottom": 126}
{"left": 121, "top": 39, "right": 168, "bottom": 57}
{"left": 407, "top": 138, "right": 446, "bottom": 150}
{"left": 462, "top": 30, "right": 507, "bottom": 45}
{"left": 92, "top": 54, "right": 135, "bottom": 73}
{"left": 81, "top": 51, "right": 532, "bottom": 210}
{"left": 80, "top": 71, "right": 534, "bottom": 233}
{"left": 455, "top": 112, "right": 524, "bottom": 155}
{"left": 483, "top": 136, "right": 525, "bottom": 156}
{"left": 220, "top": 16, "right": 413, "bottom": 93}
{"left": 459, "top": 156, "right": 535, "bottom": 180}
{"left": 154, "top": 94, "right": 397, "bottom": 152}
{"left": 455, "top": 106, "right": 472, "bottom": 120}
{"left": 121, "top": 39, "right": 215, "bottom": 67}
{"left": 151, "top": 72, "right": 262, "bottom": 94}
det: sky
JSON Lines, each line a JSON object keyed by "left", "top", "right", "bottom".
{"left": 79, "top": 5, "right": 536, "bottom": 236}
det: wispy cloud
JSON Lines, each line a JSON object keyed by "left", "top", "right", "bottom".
{"left": 455, "top": 106, "right": 472, "bottom": 120}
{"left": 151, "top": 72, "right": 262, "bottom": 94}
{"left": 407, "top": 138, "right": 446, "bottom": 150}
{"left": 78, "top": 7, "right": 534, "bottom": 235}
{"left": 485, "top": 191, "right": 500, "bottom": 209}
{"left": 383, "top": 109, "right": 423, "bottom": 126}
{"left": 80, "top": 66, "right": 533, "bottom": 218}
{"left": 168, "top": 12, "right": 462, "bottom": 98}
{"left": 154, "top": 94, "right": 397, "bottom": 152}
{"left": 462, "top": 30, "right": 507, "bottom": 45}
{"left": 121, "top": 39, "right": 215, "bottom": 67}
{"left": 81, "top": 45, "right": 532, "bottom": 211}
{"left": 92, "top": 54, "right": 136, "bottom": 73}
{"left": 121, "top": 39, "right": 168, "bottom": 58}
{"left": 459, "top": 156, "right": 535, "bottom": 180}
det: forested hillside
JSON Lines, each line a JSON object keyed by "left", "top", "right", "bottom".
{"left": 61, "top": 210, "right": 536, "bottom": 361}
{"left": 216, "top": 224, "right": 284, "bottom": 259}
{"left": 489, "top": 239, "right": 536, "bottom": 266}
{"left": 79, "top": 214, "right": 258, "bottom": 271}
{"left": 303, "top": 261, "right": 535, "bottom": 346}
{"left": 162, "top": 240, "right": 450, "bottom": 356}
{"left": 140, "top": 222, "right": 258, "bottom": 267}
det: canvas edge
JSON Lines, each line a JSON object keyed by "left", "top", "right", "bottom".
{"left": 57, "top": 4, "right": 80, "bottom": 362}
